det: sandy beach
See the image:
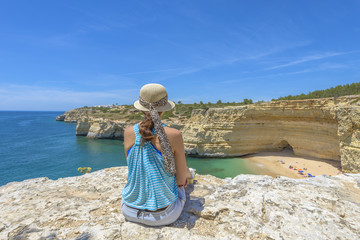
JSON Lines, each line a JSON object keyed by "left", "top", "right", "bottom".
{"left": 242, "top": 150, "right": 343, "bottom": 179}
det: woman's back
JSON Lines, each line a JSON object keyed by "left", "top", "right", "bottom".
{"left": 122, "top": 123, "right": 178, "bottom": 211}
{"left": 121, "top": 83, "right": 189, "bottom": 226}
{"left": 123, "top": 119, "right": 189, "bottom": 188}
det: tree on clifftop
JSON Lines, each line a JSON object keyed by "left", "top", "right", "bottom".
{"left": 272, "top": 82, "right": 360, "bottom": 101}
{"left": 242, "top": 98, "right": 253, "bottom": 104}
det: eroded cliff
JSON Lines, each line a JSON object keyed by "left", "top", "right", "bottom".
{"left": 75, "top": 118, "right": 127, "bottom": 139}
{"left": 182, "top": 95, "right": 360, "bottom": 172}
{"left": 56, "top": 96, "right": 360, "bottom": 172}
{"left": 1, "top": 167, "right": 359, "bottom": 239}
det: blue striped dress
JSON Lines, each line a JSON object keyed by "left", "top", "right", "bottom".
{"left": 122, "top": 123, "right": 178, "bottom": 211}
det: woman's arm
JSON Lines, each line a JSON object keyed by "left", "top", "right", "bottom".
{"left": 123, "top": 125, "right": 136, "bottom": 157}
{"left": 170, "top": 130, "right": 191, "bottom": 186}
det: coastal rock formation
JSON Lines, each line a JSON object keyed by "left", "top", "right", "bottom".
{"left": 182, "top": 95, "right": 360, "bottom": 172}
{"left": 75, "top": 118, "right": 128, "bottom": 139}
{"left": 75, "top": 118, "right": 91, "bottom": 136}
{"left": 336, "top": 105, "right": 360, "bottom": 172}
{"left": 75, "top": 118, "right": 182, "bottom": 140}
{"left": 55, "top": 114, "right": 65, "bottom": 121}
{"left": 76, "top": 118, "right": 126, "bottom": 139}
{"left": 56, "top": 108, "right": 95, "bottom": 123}
{"left": 85, "top": 119, "right": 126, "bottom": 139}
{"left": 0, "top": 167, "right": 359, "bottom": 239}
{"left": 56, "top": 96, "right": 360, "bottom": 172}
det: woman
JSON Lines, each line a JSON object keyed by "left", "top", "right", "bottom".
{"left": 121, "top": 83, "right": 191, "bottom": 226}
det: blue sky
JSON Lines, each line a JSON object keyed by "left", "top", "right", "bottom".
{"left": 0, "top": 0, "right": 359, "bottom": 111}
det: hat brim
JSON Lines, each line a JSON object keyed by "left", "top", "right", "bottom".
{"left": 134, "top": 100, "right": 175, "bottom": 112}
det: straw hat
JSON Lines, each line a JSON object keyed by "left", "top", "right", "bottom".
{"left": 134, "top": 83, "right": 175, "bottom": 111}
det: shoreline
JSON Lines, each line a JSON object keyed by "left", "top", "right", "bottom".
{"left": 242, "top": 150, "right": 343, "bottom": 179}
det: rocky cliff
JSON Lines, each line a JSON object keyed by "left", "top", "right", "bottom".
{"left": 56, "top": 108, "right": 95, "bottom": 123}
{"left": 182, "top": 95, "right": 360, "bottom": 173}
{"left": 0, "top": 167, "right": 359, "bottom": 239}
{"left": 74, "top": 118, "right": 182, "bottom": 139}
{"left": 75, "top": 118, "right": 127, "bottom": 139}
{"left": 56, "top": 107, "right": 184, "bottom": 139}
{"left": 57, "top": 96, "right": 360, "bottom": 172}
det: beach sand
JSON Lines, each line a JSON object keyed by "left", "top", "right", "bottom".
{"left": 242, "top": 150, "right": 343, "bottom": 179}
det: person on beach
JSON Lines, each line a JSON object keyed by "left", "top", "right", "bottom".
{"left": 121, "top": 83, "right": 192, "bottom": 226}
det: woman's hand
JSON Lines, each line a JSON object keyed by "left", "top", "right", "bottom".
{"left": 177, "top": 178, "right": 188, "bottom": 188}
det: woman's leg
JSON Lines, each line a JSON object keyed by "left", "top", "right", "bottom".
{"left": 121, "top": 201, "right": 145, "bottom": 224}
{"left": 121, "top": 187, "right": 186, "bottom": 227}
{"left": 141, "top": 187, "right": 186, "bottom": 226}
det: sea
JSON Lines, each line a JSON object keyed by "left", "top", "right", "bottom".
{"left": 0, "top": 111, "right": 263, "bottom": 186}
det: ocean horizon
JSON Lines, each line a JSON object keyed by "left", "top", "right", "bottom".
{"left": 0, "top": 111, "right": 260, "bottom": 186}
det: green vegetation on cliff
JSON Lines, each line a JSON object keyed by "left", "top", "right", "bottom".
{"left": 173, "top": 99, "right": 255, "bottom": 118}
{"left": 272, "top": 82, "right": 360, "bottom": 101}
{"left": 75, "top": 98, "right": 256, "bottom": 123}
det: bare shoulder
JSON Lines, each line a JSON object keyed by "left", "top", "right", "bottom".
{"left": 124, "top": 125, "right": 135, "bottom": 141}
{"left": 124, "top": 125, "right": 135, "bottom": 135}
{"left": 164, "top": 126, "right": 182, "bottom": 139}
{"left": 164, "top": 126, "right": 185, "bottom": 155}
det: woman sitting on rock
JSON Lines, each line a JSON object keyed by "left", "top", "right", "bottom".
{"left": 121, "top": 83, "right": 191, "bottom": 226}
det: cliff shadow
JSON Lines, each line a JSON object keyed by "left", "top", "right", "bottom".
{"left": 170, "top": 181, "right": 205, "bottom": 229}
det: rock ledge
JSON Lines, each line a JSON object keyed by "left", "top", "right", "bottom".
{"left": 1, "top": 167, "right": 360, "bottom": 239}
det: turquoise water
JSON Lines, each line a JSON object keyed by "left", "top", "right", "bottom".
{"left": 0, "top": 111, "right": 257, "bottom": 186}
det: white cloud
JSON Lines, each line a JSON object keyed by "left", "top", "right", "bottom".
{"left": 266, "top": 51, "right": 354, "bottom": 70}
{"left": 0, "top": 84, "right": 137, "bottom": 111}
{"left": 215, "top": 62, "right": 347, "bottom": 85}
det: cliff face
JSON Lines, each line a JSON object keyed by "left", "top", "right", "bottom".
{"left": 76, "top": 118, "right": 127, "bottom": 139}
{"left": 75, "top": 118, "right": 182, "bottom": 140}
{"left": 1, "top": 167, "right": 359, "bottom": 240}
{"left": 182, "top": 96, "right": 360, "bottom": 172}
{"left": 56, "top": 96, "right": 360, "bottom": 172}
{"left": 337, "top": 105, "right": 360, "bottom": 173}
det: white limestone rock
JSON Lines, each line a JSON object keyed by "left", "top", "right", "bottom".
{"left": 1, "top": 167, "right": 359, "bottom": 239}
